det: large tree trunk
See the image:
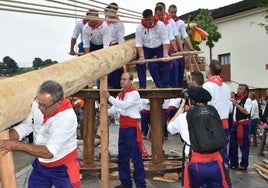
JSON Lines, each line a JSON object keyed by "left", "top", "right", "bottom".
{"left": 0, "top": 39, "right": 136, "bottom": 132}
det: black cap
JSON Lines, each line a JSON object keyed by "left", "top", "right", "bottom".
{"left": 188, "top": 87, "right": 212, "bottom": 103}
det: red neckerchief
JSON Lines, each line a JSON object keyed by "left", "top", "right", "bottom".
{"left": 87, "top": 21, "right": 103, "bottom": 30}
{"left": 207, "top": 75, "right": 223, "bottom": 86}
{"left": 161, "top": 17, "right": 169, "bottom": 25}
{"left": 173, "top": 16, "right": 180, "bottom": 22}
{"left": 106, "top": 16, "right": 119, "bottom": 25}
{"left": 235, "top": 93, "right": 248, "bottom": 101}
{"left": 42, "top": 98, "right": 73, "bottom": 124}
{"left": 118, "top": 86, "right": 136, "bottom": 100}
{"left": 82, "top": 19, "right": 88, "bottom": 25}
{"left": 141, "top": 16, "right": 158, "bottom": 32}
{"left": 165, "top": 12, "right": 172, "bottom": 21}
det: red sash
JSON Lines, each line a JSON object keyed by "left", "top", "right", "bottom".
{"left": 40, "top": 149, "right": 81, "bottom": 188}
{"left": 120, "top": 116, "right": 148, "bottom": 157}
{"left": 184, "top": 151, "right": 229, "bottom": 188}
{"left": 234, "top": 120, "right": 249, "bottom": 146}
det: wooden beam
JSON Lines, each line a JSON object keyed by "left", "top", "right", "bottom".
{"left": 0, "top": 130, "right": 17, "bottom": 188}
{"left": 0, "top": 39, "right": 137, "bottom": 132}
{"left": 99, "top": 76, "right": 109, "bottom": 188}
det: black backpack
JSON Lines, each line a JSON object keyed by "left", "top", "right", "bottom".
{"left": 186, "top": 104, "right": 227, "bottom": 153}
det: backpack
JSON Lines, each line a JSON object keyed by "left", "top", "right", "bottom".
{"left": 186, "top": 104, "right": 227, "bottom": 153}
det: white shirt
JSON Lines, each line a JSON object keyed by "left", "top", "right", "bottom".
{"left": 168, "top": 18, "right": 179, "bottom": 37}
{"left": 175, "top": 19, "right": 189, "bottom": 40}
{"left": 233, "top": 98, "right": 252, "bottom": 122}
{"left": 161, "top": 21, "right": 175, "bottom": 41}
{"left": 162, "top": 99, "right": 170, "bottom": 110}
{"left": 140, "top": 98, "right": 150, "bottom": 111}
{"left": 71, "top": 20, "right": 86, "bottom": 42}
{"left": 167, "top": 112, "right": 190, "bottom": 155}
{"left": 13, "top": 101, "right": 78, "bottom": 163}
{"left": 82, "top": 21, "right": 110, "bottom": 48}
{"left": 107, "top": 21, "right": 125, "bottom": 44}
{"left": 169, "top": 98, "right": 182, "bottom": 108}
{"left": 135, "top": 20, "right": 170, "bottom": 48}
{"left": 108, "top": 90, "right": 141, "bottom": 119}
{"left": 250, "top": 99, "right": 259, "bottom": 119}
{"left": 203, "top": 81, "right": 231, "bottom": 119}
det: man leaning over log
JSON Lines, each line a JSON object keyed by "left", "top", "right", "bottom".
{"left": 0, "top": 80, "right": 81, "bottom": 188}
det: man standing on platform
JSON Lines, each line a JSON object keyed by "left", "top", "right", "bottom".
{"left": 135, "top": 9, "right": 170, "bottom": 88}
{"left": 105, "top": 2, "right": 125, "bottom": 89}
{"left": 69, "top": 10, "right": 90, "bottom": 56}
{"left": 0, "top": 80, "right": 80, "bottom": 188}
{"left": 101, "top": 72, "right": 147, "bottom": 188}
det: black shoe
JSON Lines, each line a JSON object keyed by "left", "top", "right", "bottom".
{"left": 230, "top": 165, "right": 238, "bottom": 170}
{"left": 238, "top": 166, "right": 247, "bottom": 170}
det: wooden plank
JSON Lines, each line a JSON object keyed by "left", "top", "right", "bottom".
{"left": 171, "top": 51, "right": 203, "bottom": 57}
{"left": 0, "top": 130, "right": 17, "bottom": 188}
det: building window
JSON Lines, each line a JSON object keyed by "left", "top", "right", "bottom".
{"left": 218, "top": 53, "right": 231, "bottom": 81}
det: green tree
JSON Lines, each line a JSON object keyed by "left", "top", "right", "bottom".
{"left": 32, "top": 57, "right": 43, "bottom": 69}
{"left": 193, "top": 9, "right": 222, "bottom": 60}
{"left": 2, "top": 56, "right": 19, "bottom": 73}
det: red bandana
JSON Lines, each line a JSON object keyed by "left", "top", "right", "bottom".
{"left": 165, "top": 12, "right": 172, "bottom": 21}
{"left": 207, "top": 75, "right": 223, "bottom": 86}
{"left": 173, "top": 16, "right": 180, "bottom": 22}
{"left": 42, "top": 98, "right": 73, "bottom": 124}
{"left": 87, "top": 21, "right": 103, "bottom": 30}
{"left": 118, "top": 86, "right": 136, "bottom": 100}
{"left": 141, "top": 16, "right": 158, "bottom": 31}
{"left": 82, "top": 19, "right": 88, "bottom": 25}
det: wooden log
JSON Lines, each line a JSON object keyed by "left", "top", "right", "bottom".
{"left": 254, "top": 163, "right": 268, "bottom": 180}
{"left": 0, "top": 39, "right": 137, "bottom": 132}
{"left": 0, "top": 130, "right": 17, "bottom": 188}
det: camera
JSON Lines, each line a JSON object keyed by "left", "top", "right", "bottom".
{"left": 182, "top": 89, "right": 190, "bottom": 105}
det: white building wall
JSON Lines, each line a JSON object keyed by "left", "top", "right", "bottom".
{"left": 199, "top": 8, "right": 268, "bottom": 91}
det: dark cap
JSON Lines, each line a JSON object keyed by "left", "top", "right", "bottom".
{"left": 188, "top": 87, "right": 212, "bottom": 103}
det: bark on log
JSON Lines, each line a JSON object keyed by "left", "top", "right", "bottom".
{"left": 0, "top": 39, "right": 137, "bottom": 132}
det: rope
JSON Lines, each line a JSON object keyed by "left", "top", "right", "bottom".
{"left": 0, "top": 3, "right": 140, "bottom": 24}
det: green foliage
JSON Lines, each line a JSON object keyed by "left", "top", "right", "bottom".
{"left": 252, "top": 0, "right": 268, "bottom": 33}
{"left": 1, "top": 56, "right": 18, "bottom": 74}
{"left": 0, "top": 56, "right": 58, "bottom": 76}
{"left": 32, "top": 58, "right": 58, "bottom": 69}
{"left": 194, "top": 9, "right": 222, "bottom": 49}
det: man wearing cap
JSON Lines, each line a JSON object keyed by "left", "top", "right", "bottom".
{"left": 168, "top": 87, "right": 231, "bottom": 188}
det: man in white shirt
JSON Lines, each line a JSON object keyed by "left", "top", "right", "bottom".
{"left": 82, "top": 9, "right": 110, "bottom": 53}
{"left": 105, "top": 3, "right": 125, "bottom": 89}
{"left": 135, "top": 9, "right": 170, "bottom": 88}
{"left": 248, "top": 91, "right": 259, "bottom": 146}
{"left": 69, "top": 10, "right": 90, "bottom": 56}
{"left": 0, "top": 80, "right": 80, "bottom": 187}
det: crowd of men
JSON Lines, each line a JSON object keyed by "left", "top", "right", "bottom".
{"left": 0, "top": 1, "right": 267, "bottom": 188}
